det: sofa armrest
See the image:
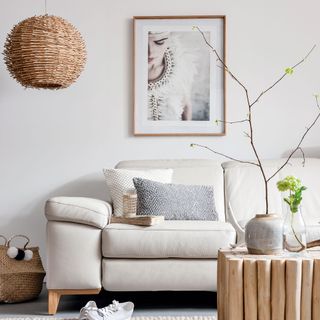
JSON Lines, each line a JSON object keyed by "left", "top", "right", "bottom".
{"left": 45, "top": 197, "right": 112, "bottom": 229}
{"left": 227, "top": 202, "right": 245, "bottom": 244}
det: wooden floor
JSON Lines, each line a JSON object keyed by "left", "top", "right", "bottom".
{"left": 0, "top": 285, "right": 217, "bottom": 318}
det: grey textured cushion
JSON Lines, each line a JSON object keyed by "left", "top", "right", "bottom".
{"left": 133, "top": 178, "right": 218, "bottom": 220}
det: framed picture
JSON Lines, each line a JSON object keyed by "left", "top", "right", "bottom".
{"left": 133, "top": 15, "right": 226, "bottom": 136}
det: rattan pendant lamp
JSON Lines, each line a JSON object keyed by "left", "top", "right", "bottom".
{"left": 3, "top": 1, "right": 86, "bottom": 89}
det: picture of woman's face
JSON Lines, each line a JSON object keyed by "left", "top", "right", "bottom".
{"left": 148, "top": 32, "right": 170, "bottom": 66}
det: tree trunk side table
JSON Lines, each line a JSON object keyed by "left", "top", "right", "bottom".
{"left": 217, "top": 248, "right": 320, "bottom": 320}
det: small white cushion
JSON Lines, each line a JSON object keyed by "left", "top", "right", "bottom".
{"left": 103, "top": 168, "right": 173, "bottom": 216}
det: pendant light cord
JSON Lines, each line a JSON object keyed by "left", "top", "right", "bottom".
{"left": 45, "top": 0, "right": 47, "bottom": 14}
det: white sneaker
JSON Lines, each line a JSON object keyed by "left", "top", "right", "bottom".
{"left": 86, "top": 300, "right": 134, "bottom": 320}
{"left": 79, "top": 301, "right": 98, "bottom": 320}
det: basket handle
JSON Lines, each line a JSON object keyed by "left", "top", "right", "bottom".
{"left": 7, "top": 235, "right": 30, "bottom": 249}
{"left": 0, "top": 235, "right": 7, "bottom": 246}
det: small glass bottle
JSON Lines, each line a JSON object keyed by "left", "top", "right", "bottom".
{"left": 283, "top": 205, "right": 307, "bottom": 252}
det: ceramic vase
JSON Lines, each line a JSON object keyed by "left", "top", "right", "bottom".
{"left": 245, "top": 214, "right": 283, "bottom": 254}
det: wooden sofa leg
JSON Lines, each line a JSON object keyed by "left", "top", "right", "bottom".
{"left": 48, "top": 290, "right": 61, "bottom": 315}
{"left": 48, "top": 289, "right": 101, "bottom": 315}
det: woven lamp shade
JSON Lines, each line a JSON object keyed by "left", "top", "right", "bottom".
{"left": 4, "top": 15, "right": 86, "bottom": 89}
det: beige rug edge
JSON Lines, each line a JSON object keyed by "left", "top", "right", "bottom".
{"left": 0, "top": 317, "right": 216, "bottom": 320}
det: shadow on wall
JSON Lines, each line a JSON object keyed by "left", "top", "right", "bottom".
{"left": 282, "top": 146, "right": 320, "bottom": 159}
{"left": 127, "top": 18, "right": 134, "bottom": 137}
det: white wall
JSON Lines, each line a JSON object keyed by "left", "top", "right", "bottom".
{"left": 1, "top": 0, "right": 319, "bottom": 265}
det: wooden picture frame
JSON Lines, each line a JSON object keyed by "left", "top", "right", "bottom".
{"left": 133, "top": 15, "right": 226, "bottom": 136}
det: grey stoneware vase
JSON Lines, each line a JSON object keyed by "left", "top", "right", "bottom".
{"left": 245, "top": 214, "right": 283, "bottom": 254}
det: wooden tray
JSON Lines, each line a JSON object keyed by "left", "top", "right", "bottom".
{"left": 110, "top": 215, "right": 164, "bottom": 226}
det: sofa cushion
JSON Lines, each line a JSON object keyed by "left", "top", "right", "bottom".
{"left": 306, "top": 220, "right": 320, "bottom": 242}
{"left": 223, "top": 158, "right": 320, "bottom": 224}
{"left": 102, "top": 259, "right": 217, "bottom": 291}
{"left": 133, "top": 178, "right": 218, "bottom": 220}
{"left": 102, "top": 220, "right": 236, "bottom": 258}
{"left": 115, "top": 159, "right": 225, "bottom": 221}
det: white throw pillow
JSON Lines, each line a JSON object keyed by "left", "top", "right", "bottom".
{"left": 103, "top": 168, "right": 173, "bottom": 216}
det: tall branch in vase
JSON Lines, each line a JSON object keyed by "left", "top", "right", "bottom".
{"left": 191, "top": 27, "right": 320, "bottom": 214}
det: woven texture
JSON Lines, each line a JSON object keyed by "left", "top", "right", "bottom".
{"left": 133, "top": 178, "right": 218, "bottom": 221}
{"left": 0, "top": 245, "right": 45, "bottom": 303}
{"left": 3, "top": 15, "right": 86, "bottom": 89}
{"left": 103, "top": 168, "right": 173, "bottom": 216}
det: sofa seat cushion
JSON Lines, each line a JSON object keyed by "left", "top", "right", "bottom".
{"left": 102, "top": 220, "right": 236, "bottom": 258}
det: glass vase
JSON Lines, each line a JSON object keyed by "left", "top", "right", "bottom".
{"left": 283, "top": 205, "right": 307, "bottom": 252}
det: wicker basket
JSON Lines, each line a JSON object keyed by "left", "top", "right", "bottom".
{"left": 0, "top": 235, "right": 46, "bottom": 303}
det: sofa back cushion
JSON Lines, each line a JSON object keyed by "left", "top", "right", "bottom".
{"left": 223, "top": 158, "right": 320, "bottom": 225}
{"left": 115, "top": 159, "right": 225, "bottom": 221}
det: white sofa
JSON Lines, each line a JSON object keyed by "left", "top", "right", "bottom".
{"left": 45, "top": 158, "right": 320, "bottom": 314}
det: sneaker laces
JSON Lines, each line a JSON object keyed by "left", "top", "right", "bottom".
{"left": 79, "top": 301, "right": 98, "bottom": 320}
{"left": 98, "top": 300, "right": 120, "bottom": 319}
{"left": 80, "top": 307, "right": 97, "bottom": 320}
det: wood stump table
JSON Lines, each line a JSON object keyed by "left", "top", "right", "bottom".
{"left": 217, "top": 248, "right": 320, "bottom": 320}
